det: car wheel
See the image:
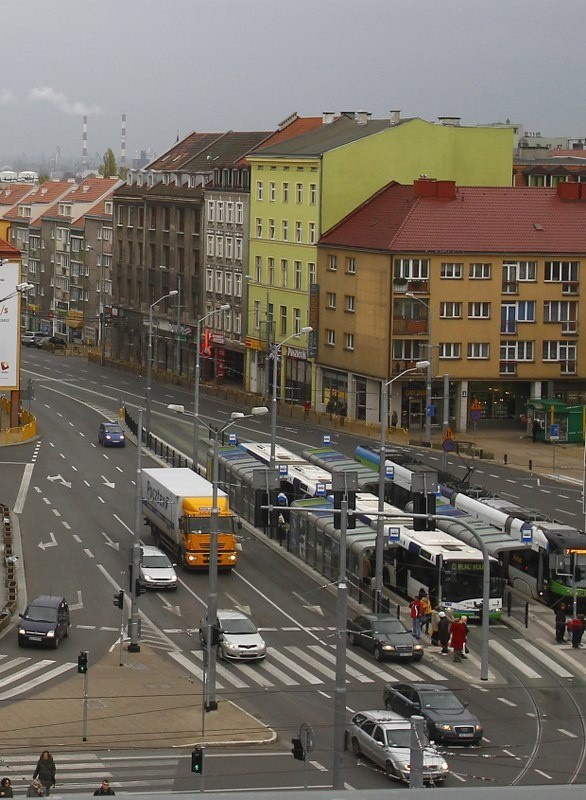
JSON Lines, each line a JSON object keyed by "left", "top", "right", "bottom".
{"left": 351, "top": 737, "right": 361, "bottom": 757}
{"left": 348, "top": 632, "right": 357, "bottom": 646}
{"left": 413, "top": 655, "right": 423, "bottom": 662}
{"left": 373, "top": 646, "right": 383, "bottom": 662}
{"left": 53, "top": 636, "right": 60, "bottom": 650}
{"left": 385, "top": 761, "right": 400, "bottom": 781}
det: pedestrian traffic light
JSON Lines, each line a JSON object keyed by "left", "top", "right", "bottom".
{"left": 77, "top": 651, "right": 88, "bottom": 674}
{"left": 134, "top": 579, "right": 146, "bottom": 597}
{"left": 113, "top": 590, "right": 124, "bottom": 609}
{"left": 191, "top": 747, "right": 204, "bottom": 774}
{"left": 291, "top": 737, "right": 304, "bottom": 761}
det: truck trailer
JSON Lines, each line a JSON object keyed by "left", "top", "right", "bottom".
{"left": 142, "top": 467, "right": 238, "bottom": 570}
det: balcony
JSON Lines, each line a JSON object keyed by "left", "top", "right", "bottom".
{"left": 393, "top": 279, "right": 428, "bottom": 294}
{"left": 392, "top": 318, "right": 429, "bottom": 335}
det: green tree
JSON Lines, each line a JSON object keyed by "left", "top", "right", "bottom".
{"left": 119, "top": 165, "right": 128, "bottom": 181}
{"left": 38, "top": 173, "right": 50, "bottom": 184}
{"left": 99, "top": 148, "right": 118, "bottom": 178}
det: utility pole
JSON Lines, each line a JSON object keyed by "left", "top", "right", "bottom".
{"left": 129, "top": 408, "right": 143, "bottom": 653}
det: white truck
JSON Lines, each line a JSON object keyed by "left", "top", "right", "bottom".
{"left": 141, "top": 467, "right": 239, "bottom": 570}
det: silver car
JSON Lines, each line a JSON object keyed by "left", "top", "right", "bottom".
{"left": 199, "top": 609, "right": 267, "bottom": 661}
{"left": 346, "top": 710, "right": 449, "bottom": 784}
{"left": 139, "top": 545, "right": 178, "bottom": 590}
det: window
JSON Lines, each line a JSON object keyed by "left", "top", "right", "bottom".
{"left": 439, "top": 343, "right": 461, "bottom": 359}
{"left": 127, "top": 206, "right": 134, "bottom": 227}
{"left": 256, "top": 218, "right": 262, "bottom": 238}
{"left": 281, "top": 259, "right": 288, "bottom": 287}
{"left": 235, "top": 202, "right": 244, "bottom": 224}
{"left": 216, "top": 201, "right": 224, "bottom": 223}
{"left": 255, "top": 255, "right": 262, "bottom": 283}
{"left": 394, "top": 258, "right": 429, "bottom": 280}
{"left": 254, "top": 300, "right": 261, "bottom": 329}
{"left": 205, "top": 268, "right": 214, "bottom": 292}
{"left": 544, "top": 300, "right": 577, "bottom": 332}
{"left": 500, "top": 340, "right": 534, "bottom": 361}
{"left": 346, "top": 257, "right": 356, "bottom": 274}
{"left": 256, "top": 181, "right": 263, "bottom": 201}
{"left": 235, "top": 238, "right": 242, "bottom": 260}
{"left": 309, "top": 183, "right": 317, "bottom": 204}
{"left": 545, "top": 260, "right": 579, "bottom": 283}
{"left": 326, "top": 292, "right": 336, "bottom": 309}
{"left": 280, "top": 305, "right": 287, "bottom": 336}
{"left": 345, "top": 295, "right": 356, "bottom": 312}
{"left": 268, "top": 258, "right": 275, "bottom": 285}
{"left": 234, "top": 273, "right": 242, "bottom": 297}
{"left": 215, "top": 235, "right": 223, "bottom": 258}
{"left": 326, "top": 329, "right": 335, "bottom": 346}
{"left": 344, "top": 333, "right": 355, "bottom": 351}
{"left": 296, "top": 183, "right": 303, "bottom": 203}
{"left": 282, "top": 220, "right": 288, "bottom": 241}
{"left": 225, "top": 237, "right": 233, "bottom": 259}
{"left": 468, "top": 302, "right": 490, "bottom": 319}
{"left": 294, "top": 261, "right": 302, "bottom": 290}
{"left": 543, "top": 340, "right": 577, "bottom": 362}
{"left": 328, "top": 254, "right": 337, "bottom": 271}
{"left": 518, "top": 261, "right": 537, "bottom": 281}
{"left": 467, "top": 343, "right": 490, "bottom": 359}
{"left": 282, "top": 182, "right": 289, "bottom": 203}
{"left": 225, "top": 271, "right": 233, "bottom": 296}
{"left": 294, "top": 308, "right": 301, "bottom": 334}
{"left": 268, "top": 218, "right": 275, "bottom": 240}
{"left": 309, "top": 222, "right": 316, "bottom": 244}
{"left": 226, "top": 201, "right": 234, "bottom": 223}
{"left": 308, "top": 262, "right": 316, "bottom": 285}
{"left": 234, "top": 312, "right": 242, "bottom": 335}
{"left": 440, "top": 302, "right": 462, "bottom": 318}
{"left": 269, "top": 182, "right": 276, "bottom": 202}
{"left": 215, "top": 270, "right": 223, "bottom": 293}
{"left": 206, "top": 234, "right": 214, "bottom": 257}
{"left": 117, "top": 206, "right": 124, "bottom": 226}
{"left": 440, "top": 262, "right": 463, "bottom": 279}
{"left": 516, "top": 301, "right": 536, "bottom": 322}
{"left": 295, "top": 221, "right": 303, "bottom": 243}
{"left": 469, "top": 262, "right": 491, "bottom": 279}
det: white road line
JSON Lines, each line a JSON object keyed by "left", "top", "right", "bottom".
{"left": 308, "top": 644, "right": 373, "bottom": 683}
{"left": 513, "top": 639, "right": 574, "bottom": 678}
{"left": 0, "top": 657, "right": 30, "bottom": 675}
{"left": 52, "top": 508, "right": 61, "bottom": 516}
{"left": 498, "top": 697, "right": 517, "bottom": 707}
{"left": 0, "top": 662, "right": 76, "bottom": 699}
{"left": 558, "top": 728, "right": 578, "bottom": 738}
{"left": 257, "top": 659, "right": 300, "bottom": 686}
{"left": 73, "top": 534, "right": 81, "bottom": 542}
{"left": 502, "top": 749, "right": 521, "bottom": 760}
{"left": 228, "top": 661, "right": 274, "bottom": 687}
{"left": 62, "top": 521, "right": 71, "bottom": 529}
{"left": 270, "top": 649, "right": 322, "bottom": 684}
{"left": 167, "top": 651, "right": 209, "bottom": 685}
{"left": 287, "top": 646, "right": 337, "bottom": 680}
{"left": 345, "top": 648, "right": 405, "bottom": 682}
{"left": 489, "top": 640, "right": 541, "bottom": 678}
{"left": 534, "top": 769, "right": 552, "bottom": 780}
{"left": 84, "top": 549, "right": 94, "bottom": 558}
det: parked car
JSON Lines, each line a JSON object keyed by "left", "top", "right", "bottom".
{"left": 18, "top": 595, "right": 70, "bottom": 649}
{"left": 98, "top": 421, "right": 126, "bottom": 447}
{"left": 199, "top": 609, "right": 267, "bottom": 661}
{"left": 383, "top": 682, "right": 483, "bottom": 745}
{"left": 21, "top": 331, "right": 47, "bottom": 347}
{"left": 346, "top": 709, "right": 449, "bottom": 784}
{"left": 347, "top": 613, "right": 423, "bottom": 661}
{"left": 139, "top": 545, "right": 178, "bottom": 590}
{"left": 36, "top": 335, "right": 67, "bottom": 349}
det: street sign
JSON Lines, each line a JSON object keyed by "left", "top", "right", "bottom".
{"left": 299, "top": 722, "right": 315, "bottom": 754}
{"left": 315, "top": 481, "right": 327, "bottom": 497}
{"left": 443, "top": 427, "right": 454, "bottom": 440}
{"left": 426, "top": 404, "right": 435, "bottom": 418}
{"left": 385, "top": 464, "right": 395, "bottom": 479}
{"left": 278, "top": 464, "right": 288, "bottom": 477}
{"left": 549, "top": 423, "right": 560, "bottom": 441}
{"left": 442, "top": 438, "right": 456, "bottom": 453}
{"left": 521, "top": 523, "right": 533, "bottom": 543}
{"left": 323, "top": 434, "right": 331, "bottom": 445}
{"left": 470, "top": 408, "right": 482, "bottom": 423}
{"left": 228, "top": 433, "right": 237, "bottom": 445}
{"left": 388, "top": 526, "right": 400, "bottom": 542}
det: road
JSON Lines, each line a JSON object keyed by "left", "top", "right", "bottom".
{"left": 1, "top": 349, "right": 586, "bottom": 791}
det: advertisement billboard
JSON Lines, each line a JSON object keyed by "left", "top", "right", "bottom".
{"left": 0, "top": 261, "right": 21, "bottom": 391}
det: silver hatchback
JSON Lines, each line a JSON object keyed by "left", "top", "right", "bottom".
{"left": 199, "top": 609, "right": 267, "bottom": 661}
{"left": 139, "top": 545, "right": 178, "bottom": 590}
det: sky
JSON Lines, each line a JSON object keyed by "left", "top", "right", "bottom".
{"left": 1, "top": 0, "right": 585, "bottom": 168}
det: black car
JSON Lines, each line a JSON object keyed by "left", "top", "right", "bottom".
{"left": 347, "top": 613, "right": 423, "bottom": 662}
{"left": 37, "top": 335, "right": 67, "bottom": 349}
{"left": 18, "top": 595, "right": 70, "bottom": 649}
{"left": 383, "top": 682, "right": 483, "bottom": 745}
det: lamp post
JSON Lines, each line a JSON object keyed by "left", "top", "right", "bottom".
{"left": 405, "top": 292, "right": 433, "bottom": 446}
{"left": 269, "top": 327, "right": 312, "bottom": 470}
{"left": 168, "top": 403, "right": 269, "bottom": 710}
{"left": 0, "top": 282, "right": 34, "bottom": 304}
{"left": 193, "top": 304, "right": 230, "bottom": 472}
{"left": 145, "top": 290, "right": 178, "bottom": 440}
{"left": 375, "top": 361, "right": 429, "bottom": 611}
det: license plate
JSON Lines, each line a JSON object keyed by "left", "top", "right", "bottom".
{"left": 28, "top": 636, "right": 43, "bottom": 641}
{"left": 399, "top": 652, "right": 412, "bottom": 657}
{"left": 458, "top": 733, "right": 474, "bottom": 738}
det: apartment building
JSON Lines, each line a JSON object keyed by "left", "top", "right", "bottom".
{"left": 318, "top": 178, "right": 586, "bottom": 432}
{"left": 245, "top": 112, "right": 513, "bottom": 405}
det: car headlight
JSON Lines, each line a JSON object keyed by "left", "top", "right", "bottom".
{"left": 228, "top": 554, "right": 237, "bottom": 561}
{"left": 441, "top": 761, "right": 449, "bottom": 771}
{"left": 18, "top": 627, "right": 25, "bottom": 635}
{"left": 224, "top": 642, "right": 239, "bottom": 652}
{"left": 144, "top": 575, "right": 155, "bottom": 583}
{"left": 413, "top": 644, "right": 423, "bottom": 651}
{"left": 382, "top": 644, "right": 396, "bottom": 651}
{"left": 46, "top": 630, "right": 55, "bottom": 638}
{"left": 187, "top": 554, "right": 196, "bottom": 562}
{"left": 105, "top": 435, "right": 111, "bottom": 440}
{"left": 475, "top": 725, "right": 483, "bottom": 732}
{"left": 436, "top": 723, "right": 452, "bottom": 731}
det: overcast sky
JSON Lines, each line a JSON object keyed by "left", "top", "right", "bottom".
{"left": 2, "top": 0, "right": 585, "bottom": 166}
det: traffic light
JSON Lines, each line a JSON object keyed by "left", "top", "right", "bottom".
{"left": 113, "top": 590, "right": 124, "bottom": 609}
{"left": 77, "top": 651, "right": 88, "bottom": 674}
{"left": 191, "top": 747, "right": 204, "bottom": 774}
{"left": 291, "top": 737, "right": 304, "bottom": 761}
{"left": 135, "top": 579, "right": 146, "bottom": 597}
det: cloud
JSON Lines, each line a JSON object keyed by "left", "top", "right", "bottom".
{"left": 0, "top": 89, "right": 16, "bottom": 105}
{"left": 28, "top": 86, "right": 101, "bottom": 116}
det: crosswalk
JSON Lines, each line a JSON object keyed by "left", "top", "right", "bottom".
{"left": 1, "top": 751, "right": 183, "bottom": 794}
{"left": 0, "top": 654, "right": 76, "bottom": 701}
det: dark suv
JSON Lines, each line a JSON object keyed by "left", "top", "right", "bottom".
{"left": 18, "top": 596, "right": 70, "bottom": 649}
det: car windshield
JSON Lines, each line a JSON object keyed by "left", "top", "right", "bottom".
{"left": 419, "top": 691, "right": 463, "bottom": 711}
{"left": 385, "top": 729, "right": 412, "bottom": 748}
{"left": 142, "top": 555, "right": 172, "bottom": 569}
{"left": 373, "top": 619, "right": 406, "bottom": 635}
{"left": 104, "top": 425, "right": 122, "bottom": 434}
{"left": 26, "top": 605, "right": 58, "bottom": 623}
{"left": 221, "top": 618, "right": 257, "bottom": 635}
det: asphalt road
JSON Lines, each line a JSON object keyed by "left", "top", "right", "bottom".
{"left": 2, "top": 350, "right": 586, "bottom": 791}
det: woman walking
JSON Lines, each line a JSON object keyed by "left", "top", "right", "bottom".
{"left": 33, "top": 751, "right": 56, "bottom": 796}
{"left": 450, "top": 616, "right": 468, "bottom": 663}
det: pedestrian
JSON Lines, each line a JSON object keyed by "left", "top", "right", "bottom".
{"left": 391, "top": 410, "right": 398, "bottom": 429}
{"left": 430, "top": 605, "right": 441, "bottom": 646}
{"left": 409, "top": 595, "right": 423, "bottom": 640}
{"left": 419, "top": 590, "right": 432, "bottom": 635}
{"left": 437, "top": 611, "right": 451, "bottom": 655}
{"left": 26, "top": 780, "right": 45, "bottom": 798}
{"left": 460, "top": 615, "right": 470, "bottom": 658}
{"left": 93, "top": 779, "right": 116, "bottom": 796}
{"left": 0, "top": 778, "right": 13, "bottom": 798}
{"left": 554, "top": 603, "right": 567, "bottom": 643}
{"left": 33, "top": 750, "right": 56, "bottom": 796}
{"left": 567, "top": 615, "right": 585, "bottom": 649}
{"left": 450, "top": 616, "right": 468, "bottom": 662}
{"left": 532, "top": 418, "right": 539, "bottom": 442}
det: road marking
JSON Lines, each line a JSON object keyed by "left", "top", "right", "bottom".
{"left": 84, "top": 548, "right": 94, "bottom": 558}
{"left": 513, "top": 639, "right": 574, "bottom": 678}
{"left": 257, "top": 659, "right": 300, "bottom": 686}
{"left": 502, "top": 749, "right": 521, "bottom": 760}
{"left": 270, "top": 649, "right": 322, "bottom": 684}
{"left": 558, "top": 728, "right": 578, "bottom": 738}
{"left": 52, "top": 508, "right": 61, "bottom": 516}
{"left": 308, "top": 644, "right": 373, "bottom": 683}
{"left": 498, "top": 697, "right": 517, "bottom": 707}
{"left": 534, "top": 769, "right": 552, "bottom": 780}
{"left": 287, "top": 646, "right": 337, "bottom": 680}
{"left": 489, "top": 640, "right": 541, "bottom": 678}
{"left": 73, "top": 534, "right": 81, "bottom": 542}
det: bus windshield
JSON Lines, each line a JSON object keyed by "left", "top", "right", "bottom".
{"left": 443, "top": 560, "right": 502, "bottom": 601}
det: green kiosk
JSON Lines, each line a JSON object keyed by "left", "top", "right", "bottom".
{"left": 526, "top": 398, "right": 585, "bottom": 444}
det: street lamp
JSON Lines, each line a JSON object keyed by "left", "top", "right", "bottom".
{"left": 168, "top": 403, "right": 269, "bottom": 710}
{"left": 0, "top": 282, "right": 34, "bottom": 303}
{"left": 193, "top": 304, "right": 230, "bottom": 472}
{"left": 145, "top": 290, "right": 178, "bottom": 440}
{"left": 375, "top": 360, "right": 429, "bottom": 611}
{"left": 405, "top": 292, "right": 433, "bottom": 447}
{"left": 269, "top": 327, "right": 312, "bottom": 470}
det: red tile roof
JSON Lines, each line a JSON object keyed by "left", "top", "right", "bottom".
{"left": 4, "top": 181, "right": 75, "bottom": 221}
{"left": 257, "top": 116, "right": 323, "bottom": 149}
{"left": 0, "top": 184, "right": 36, "bottom": 206}
{"left": 320, "top": 182, "right": 586, "bottom": 254}
{"left": 0, "top": 238, "right": 21, "bottom": 258}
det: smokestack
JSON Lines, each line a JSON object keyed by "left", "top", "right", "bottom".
{"left": 322, "top": 111, "right": 335, "bottom": 125}
{"left": 389, "top": 110, "right": 401, "bottom": 126}
{"left": 121, "top": 113, "right": 127, "bottom": 167}
{"left": 82, "top": 115, "right": 88, "bottom": 166}
{"left": 355, "top": 110, "right": 371, "bottom": 126}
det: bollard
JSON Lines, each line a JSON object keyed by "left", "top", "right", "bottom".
{"left": 524, "top": 602, "right": 529, "bottom": 628}
{"left": 506, "top": 591, "right": 512, "bottom": 617}
{"left": 529, "top": 459, "right": 533, "bottom": 472}
{"left": 396, "top": 604, "right": 401, "bottom": 620}
{"left": 504, "top": 454, "right": 508, "bottom": 465}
